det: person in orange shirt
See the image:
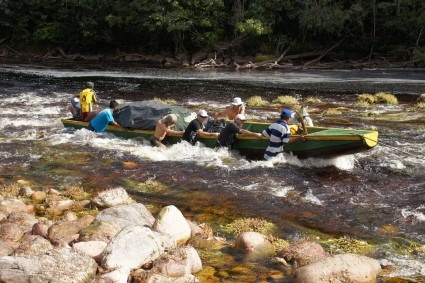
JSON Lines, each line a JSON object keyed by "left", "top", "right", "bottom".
{"left": 79, "top": 82, "right": 98, "bottom": 122}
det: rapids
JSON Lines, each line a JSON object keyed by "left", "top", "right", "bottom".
{"left": 0, "top": 64, "right": 424, "bottom": 281}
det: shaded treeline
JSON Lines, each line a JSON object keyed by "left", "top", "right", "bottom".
{"left": 1, "top": 0, "right": 424, "bottom": 64}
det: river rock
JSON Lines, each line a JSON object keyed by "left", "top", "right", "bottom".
{"left": 32, "top": 219, "right": 53, "bottom": 238}
{"left": 46, "top": 199, "right": 74, "bottom": 216}
{"left": 133, "top": 271, "right": 200, "bottom": 283}
{"left": 101, "top": 226, "right": 175, "bottom": 272}
{"left": 234, "top": 232, "right": 274, "bottom": 254}
{"left": 276, "top": 240, "right": 327, "bottom": 266}
{"left": 0, "top": 223, "right": 24, "bottom": 242}
{"left": 153, "top": 205, "right": 191, "bottom": 245}
{"left": 7, "top": 211, "right": 38, "bottom": 233}
{"left": 152, "top": 246, "right": 202, "bottom": 277}
{"left": 47, "top": 220, "right": 82, "bottom": 246}
{"left": 31, "top": 191, "right": 47, "bottom": 202}
{"left": 0, "top": 199, "right": 28, "bottom": 215}
{"left": 13, "top": 234, "right": 53, "bottom": 257}
{"left": 78, "top": 220, "right": 120, "bottom": 243}
{"left": 72, "top": 240, "right": 107, "bottom": 262}
{"left": 18, "top": 187, "right": 34, "bottom": 197}
{"left": 91, "top": 187, "right": 134, "bottom": 208}
{"left": 0, "top": 245, "right": 97, "bottom": 283}
{"left": 94, "top": 203, "right": 155, "bottom": 229}
{"left": 0, "top": 241, "right": 14, "bottom": 256}
{"left": 0, "top": 211, "right": 6, "bottom": 222}
{"left": 292, "top": 253, "right": 382, "bottom": 283}
{"left": 99, "top": 268, "right": 130, "bottom": 283}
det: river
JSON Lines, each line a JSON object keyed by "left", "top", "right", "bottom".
{"left": 0, "top": 63, "right": 424, "bottom": 281}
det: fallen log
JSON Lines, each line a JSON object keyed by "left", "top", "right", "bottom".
{"left": 303, "top": 40, "right": 343, "bottom": 67}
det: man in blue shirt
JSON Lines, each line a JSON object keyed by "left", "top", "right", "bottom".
{"left": 87, "top": 100, "right": 124, "bottom": 133}
{"left": 262, "top": 109, "right": 304, "bottom": 160}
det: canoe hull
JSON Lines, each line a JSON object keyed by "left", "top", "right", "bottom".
{"left": 61, "top": 118, "right": 378, "bottom": 159}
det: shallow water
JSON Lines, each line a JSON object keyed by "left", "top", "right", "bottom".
{"left": 0, "top": 64, "right": 424, "bottom": 280}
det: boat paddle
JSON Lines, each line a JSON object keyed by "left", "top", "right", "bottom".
{"left": 296, "top": 106, "right": 308, "bottom": 135}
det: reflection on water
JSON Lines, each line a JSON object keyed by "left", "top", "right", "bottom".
{"left": 0, "top": 66, "right": 424, "bottom": 280}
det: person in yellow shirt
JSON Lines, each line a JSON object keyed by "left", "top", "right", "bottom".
{"left": 79, "top": 82, "right": 98, "bottom": 122}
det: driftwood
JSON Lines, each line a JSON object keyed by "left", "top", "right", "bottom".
{"left": 194, "top": 58, "right": 229, "bottom": 68}
{"left": 0, "top": 48, "right": 8, "bottom": 57}
{"left": 6, "top": 46, "right": 21, "bottom": 56}
{"left": 303, "top": 40, "right": 343, "bottom": 67}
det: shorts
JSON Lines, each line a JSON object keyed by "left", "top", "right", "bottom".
{"left": 150, "top": 136, "right": 164, "bottom": 147}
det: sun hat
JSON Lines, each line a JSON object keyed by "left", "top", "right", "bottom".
{"left": 235, "top": 114, "right": 246, "bottom": 121}
{"left": 231, "top": 97, "right": 243, "bottom": 106}
{"left": 197, "top": 110, "right": 208, "bottom": 118}
{"left": 280, "top": 109, "right": 292, "bottom": 119}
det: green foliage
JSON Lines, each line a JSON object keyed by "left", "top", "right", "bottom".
{"left": 304, "top": 96, "right": 321, "bottom": 104}
{"left": 417, "top": 102, "right": 425, "bottom": 109}
{"left": 320, "top": 236, "right": 374, "bottom": 255}
{"left": 218, "top": 217, "right": 277, "bottom": 240}
{"left": 358, "top": 93, "right": 377, "bottom": 104}
{"left": 375, "top": 92, "right": 398, "bottom": 105}
{"left": 246, "top": 96, "right": 269, "bottom": 107}
{"left": 272, "top": 95, "right": 299, "bottom": 106}
{"left": 0, "top": 0, "right": 424, "bottom": 58}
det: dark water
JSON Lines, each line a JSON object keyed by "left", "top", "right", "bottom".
{"left": 0, "top": 64, "right": 424, "bottom": 280}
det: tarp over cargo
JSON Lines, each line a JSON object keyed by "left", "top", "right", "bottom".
{"left": 113, "top": 101, "right": 196, "bottom": 130}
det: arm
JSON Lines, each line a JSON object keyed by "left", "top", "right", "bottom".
{"left": 213, "top": 109, "right": 227, "bottom": 120}
{"left": 239, "top": 129, "right": 262, "bottom": 139}
{"left": 197, "top": 129, "right": 219, "bottom": 138}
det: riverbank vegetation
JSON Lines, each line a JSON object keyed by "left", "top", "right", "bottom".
{"left": 1, "top": 0, "right": 425, "bottom": 68}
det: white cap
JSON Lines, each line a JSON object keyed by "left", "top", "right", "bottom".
{"left": 197, "top": 110, "right": 208, "bottom": 117}
{"left": 231, "top": 97, "right": 243, "bottom": 105}
{"left": 235, "top": 114, "right": 246, "bottom": 121}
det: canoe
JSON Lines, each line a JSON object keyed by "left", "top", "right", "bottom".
{"left": 61, "top": 118, "right": 378, "bottom": 159}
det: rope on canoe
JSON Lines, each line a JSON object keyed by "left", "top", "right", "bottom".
{"left": 362, "top": 135, "right": 420, "bottom": 158}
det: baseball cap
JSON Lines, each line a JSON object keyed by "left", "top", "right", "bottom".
{"left": 280, "top": 109, "right": 292, "bottom": 118}
{"left": 235, "top": 114, "right": 246, "bottom": 121}
{"left": 197, "top": 110, "right": 208, "bottom": 118}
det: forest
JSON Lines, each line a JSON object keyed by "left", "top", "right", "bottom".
{"left": 1, "top": 0, "right": 425, "bottom": 68}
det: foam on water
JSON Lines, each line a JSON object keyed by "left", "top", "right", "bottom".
{"left": 401, "top": 206, "right": 425, "bottom": 223}
{"left": 303, "top": 189, "right": 324, "bottom": 206}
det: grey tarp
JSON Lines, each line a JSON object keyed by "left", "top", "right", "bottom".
{"left": 113, "top": 101, "right": 196, "bottom": 130}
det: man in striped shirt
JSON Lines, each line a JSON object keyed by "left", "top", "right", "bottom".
{"left": 262, "top": 109, "right": 304, "bottom": 160}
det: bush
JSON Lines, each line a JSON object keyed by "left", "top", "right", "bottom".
{"left": 355, "top": 101, "right": 371, "bottom": 108}
{"left": 246, "top": 96, "right": 269, "bottom": 107}
{"left": 416, "top": 102, "right": 425, "bottom": 109}
{"left": 304, "top": 96, "right": 321, "bottom": 104}
{"left": 272, "top": 95, "right": 299, "bottom": 105}
{"left": 358, "top": 93, "right": 376, "bottom": 104}
{"left": 375, "top": 92, "right": 398, "bottom": 105}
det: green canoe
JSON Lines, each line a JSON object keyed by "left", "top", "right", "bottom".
{"left": 61, "top": 118, "right": 378, "bottom": 159}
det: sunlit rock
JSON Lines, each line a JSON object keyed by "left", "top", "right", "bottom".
{"left": 46, "top": 199, "right": 74, "bottom": 216}
{"left": 78, "top": 214, "right": 95, "bottom": 228}
{"left": 234, "top": 232, "right": 274, "bottom": 254}
{"left": 18, "top": 187, "right": 34, "bottom": 197}
{"left": 0, "top": 223, "right": 24, "bottom": 242}
{"left": 78, "top": 220, "right": 120, "bottom": 243}
{"left": 31, "top": 191, "right": 47, "bottom": 202}
{"left": 12, "top": 234, "right": 53, "bottom": 257}
{"left": 0, "top": 199, "right": 28, "bottom": 215}
{"left": 47, "top": 221, "right": 82, "bottom": 246}
{"left": 152, "top": 246, "right": 202, "bottom": 277}
{"left": 99, "top": 267, "right": 130, "bottom": 283}
{"left": 91, "top": 187, "right": 134, "bottom": 208}
{"left": 72, "top": 240, "right": 107, "bottom": 262}
{"left": 32, "top": 219, "right": 53, "bottom": 238}
{"left": 95, "top": 203, "right": 155, "bottom": 230}
{"left": 100, "top": 226, "right": 175, "bottom": 272}
{"left": 0, "top": 241, "right": 14, "bottom": 256}
{"left": 7, "top": 211, "right": 38, "bottom": 233}
{"left": 0, "top": 245, "right": 97, "bottom": 283}
{"left": 276, "top": 240, "right": 327, "bottom": 266}
{"left": 153, "top": 205, "right": 191, "bottom": 245}
{"left": 292, "top": 253, "right": 381, "bottom": 283}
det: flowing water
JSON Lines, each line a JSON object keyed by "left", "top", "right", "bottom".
{"left": 0, "top": 63, "right": 424, "bottom": 281}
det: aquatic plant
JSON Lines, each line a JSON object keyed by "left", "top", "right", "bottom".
{"left": 416, "top": 102, "right": 425, "bottom": 109}
{"left": 375, "top": 92, "right": 398, "bottom": 105}
{"left": 303, "top": 96, "right": 322, "bottom": 104}
{"left": 218, "top": 217, "right": 277, "bottom": 239}
{"left": 246, "top": 96, "right": 269, "bottom": 107}
{"left": 272, "top": 95, "right": 299, "bottom": 106}
{"left": 323, "top": 108, "right": 342, "bottom": 115}
{"left": 358, "top": 93, "right": 376, "bottom": 104}
{"left": 0, "top": 183, "right": 21, "bottom": 198}
{"left": 355, "top": 100, "right": 372, "bottom": 108}
{"left": 320, "top": 236, "right": 374, "bottom": 255}
{"left": 63, "top": 186, "right": 91, "bottom": 201}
